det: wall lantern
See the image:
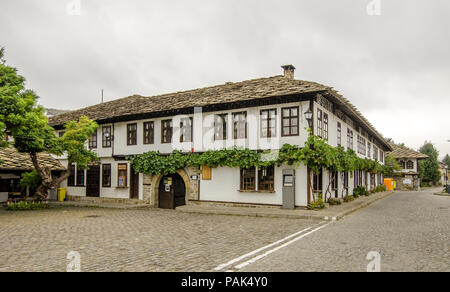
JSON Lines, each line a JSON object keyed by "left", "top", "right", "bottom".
{"left": 304, "top": 108, "right": 313, "bottom": 128}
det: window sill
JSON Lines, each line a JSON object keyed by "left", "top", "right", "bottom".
{"left": 238, "top": 190, "right": 275, "bottom": 194}
{"left": 115, "top": 186, "right": 128, "bottom": 189}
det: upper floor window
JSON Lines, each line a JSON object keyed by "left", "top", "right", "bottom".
{"left": 180, "top": 117, "right": 193, "bottom": 143}
{"left": 400, "top": 160, "right": 406, "bottom": 169}
{"left": 337, "top": 122, "right": 342, "bottom": 146}
{"left": 380, "top": 150, "right": 384, "bottom": 163}
{"left": 367, "top": 142, "right": 371, "bottom": 157}
{"left": 281, "top": 106, "right": 299, "bottom": 137}
{"left": 317, "top": 109, "right": 323, "bottom": 138}
{"left": 407, "top": 160, "right": 414, "bottom": 169}
{"left": 102, "top": 126, "right": 112, "bottom": 148}
{"left": 161, "top": 119, "right": 173, "bottom": 144}
{"left": 347, "top": 129, "right": 354, "bottom": 150}
{"left": 214, "top": 114, "right": 227, "bottom": 141}
{"left": 143, "top": 121, "right": 154, "bottom": 144}
{"left": 357, "top": 135, "right": 366, "bottom": 155}
{"left": 233, "top": 112, "right": 247, "bottom": 139}
{"left": 323, "top": 113, "right": 328, "bottom": 140}
{"left": 127, "top": 123, "right": 137, "bottom": 145}
{"left": 373, "top": 145, "right": 379, "bottom": 161}
{"left": 88, "top": 129, "right": 97, "bottom": 149}
{"left": 260, "top": 109, "right": 276, "bottom": 138}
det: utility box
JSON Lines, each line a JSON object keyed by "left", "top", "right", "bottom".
{"left": 282, "top": 169, "right": 295, "bottom": 210}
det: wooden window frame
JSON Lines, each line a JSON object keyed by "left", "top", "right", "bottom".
{"left": 102, "top": 126, "right": 112, "bottom": 148}
{"left": 347, "top": 129, "right": 353, "bottom": 150}
{"left": 281, "top": 106, "right": 299, "bottom": 137}
{"left": 323, "top": 112, "right": 328, "bottom": 140}
{"left": 143, "top": 121, "right": 154, "bottom": 145}
{"left": 260, "top": 109, "right": 277, "bottom": 138}
{"left": 68, "top": 163, "right": 75, "bottom": 186}
{"left": 76, "top": 166, "right": 85, "bottom": 187}
{"left": 161, "top": 119, "right": 173, "bottom": 144}
{"left": 127, "top": 123, "right": 137, "bottom": 146}
{"left": 180, "top": 117, "right": 193, "bottom": 143}
{"left": 258, "top": 165, "right": 275, "bottom": 192}
{"left": 214, "top": 114, "right": 228, "bottom": 141}
{"left": 102, "top": 164, "right": 111, "bottom": 188}
{"left": 240, "top": 167, "right": 256, "bottom": 191}
{"left": 88, "top": 129, "right": 97, "bottom": 149}
{"left": 337, "top": 122, "right": 342, "bottom": 146}
{"left": 117, "top": 163, "right": 128, "bottom": 188}
{"left": 233, "top": 112, "right": 247, "bottom": 139}
{"left": 312, "top": 168, "right": 323, "bottom": 193}
{"left": 317, "top": 109, "right": 323, "bottom": 138}
{"left": 406, "top": 160, "right": 414, "bottom": 170}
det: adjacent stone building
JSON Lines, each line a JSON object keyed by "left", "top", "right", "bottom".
{"left": 388, "top": 144, "right": 428, "bottom": 190}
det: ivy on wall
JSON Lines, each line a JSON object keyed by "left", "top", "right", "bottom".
{"left": 129, "top": 132, "right": 391, "bottom": 176}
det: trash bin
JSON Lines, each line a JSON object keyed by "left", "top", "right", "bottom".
{"left": 57, "top": 188, "right": 66, "bottom": 202}
{"left": 384, "top": 178, "right": 393, "bottom": 191}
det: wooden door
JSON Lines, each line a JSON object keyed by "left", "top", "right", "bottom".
{"left": 86, "top": 165, "right": 100, "bottom": 197}
{"left": 130, "top": 167, "right": 139, "bottom": 199}
{"left": 158, "top": 176, "right": 174, "bottom": 209}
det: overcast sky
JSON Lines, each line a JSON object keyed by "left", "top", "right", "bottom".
{"left": 1, "top": 0, "right": 449, "bottom": 158}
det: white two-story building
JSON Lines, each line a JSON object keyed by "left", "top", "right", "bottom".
{"left": 49, "top": 65, "right": 392, "bottom": 209}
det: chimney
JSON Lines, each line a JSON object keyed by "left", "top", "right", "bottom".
{"left": 281, "top": 64, "right": 296, "bottom": 79}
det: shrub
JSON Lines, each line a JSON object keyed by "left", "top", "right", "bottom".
{"left": 328, "top": 198, "right": 342, "bottom": 205}
{"left": 353, "top": 186, "right": 369, "bottom": 197}
{"left": 5, "top": 201, "right": 50, "bottom": 211}
{"left": 343, "top": 195, "right": 355, "bottom": 202}
{"left": 375, "top": 185, "right": 386, "bottom": 192}
{"left": 308, "top": 193, "right": 325, "bottom": 210}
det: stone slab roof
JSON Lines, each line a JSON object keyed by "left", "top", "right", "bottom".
{"left": 389, "top": 144, "right": 428, "bottom": 159}
{"left": 48, "top": 74, "right": 392, "bottom": 150}
{"left": 0, "top": 146, "right": 65, "bottom": 172}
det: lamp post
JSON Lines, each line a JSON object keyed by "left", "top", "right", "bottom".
{"left": 304, "top": 108, "right": 313, "bottom": 130}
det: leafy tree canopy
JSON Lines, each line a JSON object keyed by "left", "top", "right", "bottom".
{"left": 418, "top": 141, "right": 441, "bottom": 184}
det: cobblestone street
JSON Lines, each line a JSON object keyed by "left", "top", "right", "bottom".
{"left": 240, "top": 188, "right": 449, "bottom": 272}
{"left": 0, "top": 206, "right": 315, "bottom": 272}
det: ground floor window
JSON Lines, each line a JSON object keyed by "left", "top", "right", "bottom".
{"left": 76, "top": 166, "right": 85, "bottom": 186}
{"left": 313, "top": 169, "right": 323, "bottom": 194}
{"left": 102, "top": 164, "right": 111, "bottom": 187}
{"left": 344, "top": 172, "right": 349, "bottom": 189}
{"left": 117, "top": 163, "right": 128, "bottom": 188}
{"left": 240, "top": 167, "right": 256, "bottom": 191}
{"left": 377, "top": 173, "right": 383, "bottom": 185}
{"left": 0, "top": 178, "right": 21, "bottom": 193}
{"left": 258, "top": 166, "right": 275, "bottom": 192}
{"left": 68, "top": 164, "right": 75, "bottom": 186}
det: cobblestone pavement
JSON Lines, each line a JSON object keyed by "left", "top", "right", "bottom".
{"left": 0, "top": 206, "right": 316, "bottom": 272}
{"left": 240, "top": 188, "right": 450, "bottom": 272}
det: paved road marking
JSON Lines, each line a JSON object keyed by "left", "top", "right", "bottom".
{"left": 234, "top": 221, "right": 333, "bottom": 270}
{"left": 214, "top": 222, "right": 327, "bottom": 271}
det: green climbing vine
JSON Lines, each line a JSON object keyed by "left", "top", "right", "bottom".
{"left": 130, "top": 132, "right": 388, "bottom": 178}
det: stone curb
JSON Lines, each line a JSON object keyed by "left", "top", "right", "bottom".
{"left": 433, "top": 192, "right": 450, "bottom": 197}
{"left": 176, "top": 191, "right": 395, "bottom": 221}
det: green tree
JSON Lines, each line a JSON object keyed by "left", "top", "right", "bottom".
{"left": 418, "top": 141, "right": 441, "bottom": 185}
{"left": 0, "top": 48, "right": 98, "bottom": 199}
{"left": 382, "top": 154, "right": 401, "bottom": 177}
{"left": 442, "top": 154, "right": 450, "bottom": 168}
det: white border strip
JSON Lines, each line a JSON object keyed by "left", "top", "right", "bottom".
{"left": 234, "top": 222, "right": 332, "bottom": 270}
{"left": 214, "top": 222, "right": 326, "bottom": 271}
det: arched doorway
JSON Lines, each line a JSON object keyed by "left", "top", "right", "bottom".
{"left": 158, "top": 173, "right": 186, "bottom": 209}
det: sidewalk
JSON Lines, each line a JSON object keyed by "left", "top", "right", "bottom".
{"left": 176, "top": 191, "right": 395, "bottom": 221}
